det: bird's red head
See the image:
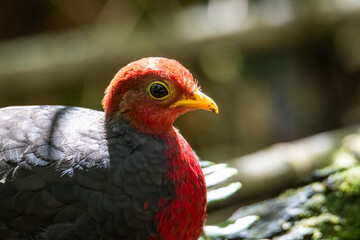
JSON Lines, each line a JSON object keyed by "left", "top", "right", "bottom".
{"left": 102, "top": 57, "right": 218, "bottom": 135}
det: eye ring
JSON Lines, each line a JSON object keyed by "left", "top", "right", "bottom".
{"left": 147, "top": 81, "right": 170, "bottom": 100}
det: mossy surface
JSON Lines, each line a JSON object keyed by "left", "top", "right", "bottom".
{"left": 203, "top": 132, "right": 360, "bottom": 240}
{"left": 307, "top": 166, "right": 360, "bottom": 240}
{"left": 284, "top": 161, "right": 360, "bottom": 240}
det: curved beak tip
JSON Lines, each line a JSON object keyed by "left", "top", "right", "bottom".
{"left": 206, "top": 100, "right": 219, "bottom": 114}
{"left": 210, "top": 103, "right": 219, "bottom": 114}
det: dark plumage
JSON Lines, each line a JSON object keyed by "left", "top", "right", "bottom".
{"left": 0, "top": 106, "right": 171, "bottom": 239}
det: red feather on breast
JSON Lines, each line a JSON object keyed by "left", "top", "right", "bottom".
{"left": 151, "top": 128, "right": 207, "bottom": 240}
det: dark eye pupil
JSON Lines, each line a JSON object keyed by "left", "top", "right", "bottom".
{"left": 150, "top": 83, "right": 168, "bottom": 98}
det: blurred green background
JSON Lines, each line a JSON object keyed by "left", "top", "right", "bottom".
{"left": 0, "top": 0, "right": 359, "bottom": 162}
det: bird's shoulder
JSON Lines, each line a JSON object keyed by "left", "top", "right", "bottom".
{"left": 0, "top": 105, "right": 170, "bottom": 178}
{"left": 0, "top": 105, "right": 107, "bottom": 176}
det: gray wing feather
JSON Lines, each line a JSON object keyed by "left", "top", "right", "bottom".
{"left": 0, "top": 106, "right": 173, "bottom": 240}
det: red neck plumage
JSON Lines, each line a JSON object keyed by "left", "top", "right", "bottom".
{"left": 150, "top": 128, "right": 207, "bottom": 240}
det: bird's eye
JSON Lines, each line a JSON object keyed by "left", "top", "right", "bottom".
{"left": 148, "top": 81, "right": 170, "bottom": 100}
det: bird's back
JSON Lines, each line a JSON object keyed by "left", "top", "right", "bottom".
{"left": 0, "top": 106, "right": 172, "bottom": 240}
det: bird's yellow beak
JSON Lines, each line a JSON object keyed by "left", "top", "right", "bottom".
{"left": 170, "top": 91, "right": 219, "bottom": 114}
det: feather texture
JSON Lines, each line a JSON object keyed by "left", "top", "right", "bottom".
{"left": 0, "top": 106, "right": 172, "bottom": 240}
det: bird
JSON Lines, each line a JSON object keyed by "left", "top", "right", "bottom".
{"left": 0, "top": 57, "right": 219, "bottom": 240}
